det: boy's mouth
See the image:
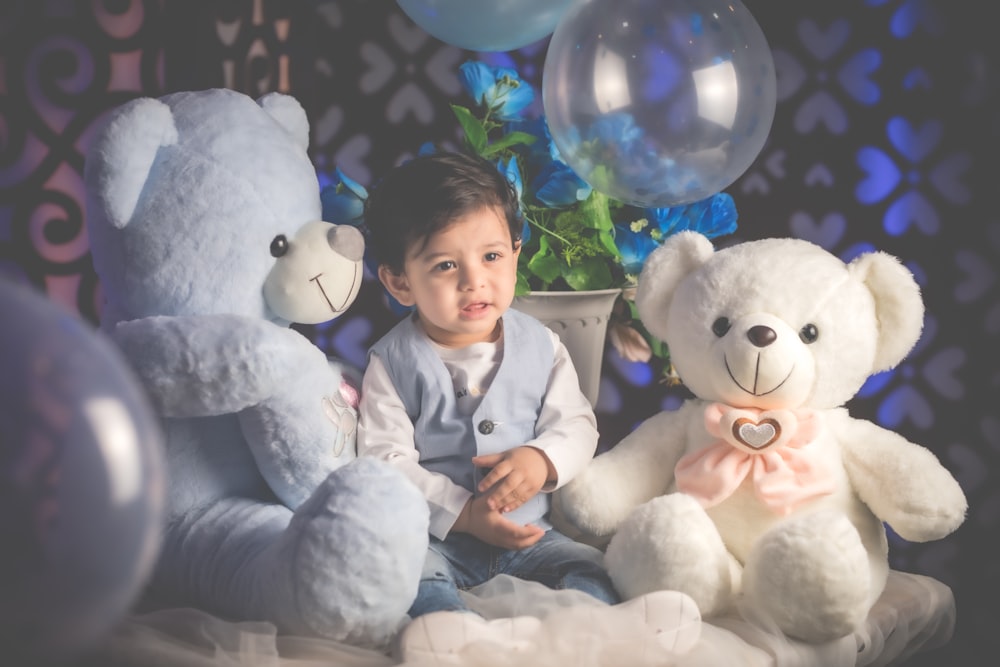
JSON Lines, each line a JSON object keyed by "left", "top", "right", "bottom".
{"left": 462, "top": 301, "right": 490, "bottom": 314}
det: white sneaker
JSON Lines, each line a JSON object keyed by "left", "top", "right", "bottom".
{"left": 615, "top": 590, "right": 702, "bottom": 654}
{"left": 397, "top": 611, "right": 542, "bottom": 665}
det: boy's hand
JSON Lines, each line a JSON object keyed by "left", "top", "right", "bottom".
{"left": 473, "top": 446, "right": 555, "bottom": 514}
{"left": 454, "top": 495, "right": 545, "bottom": 550}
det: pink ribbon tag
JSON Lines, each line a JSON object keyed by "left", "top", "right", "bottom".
{"left": 339, "top": 379, "right": 359, "bottom": 409}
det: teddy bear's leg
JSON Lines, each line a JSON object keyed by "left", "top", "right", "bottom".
{"left": 155, "top": 457, "right": 429, "bottom": 647}
{"left": 605, "top": 493, "right": 739, "bottom": 617}
{"left": 742, "top": 510, "right": 871, "bottom": 643}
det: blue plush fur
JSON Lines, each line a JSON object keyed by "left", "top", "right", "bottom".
{"left": 84, "top": 88, "right": 429, "bottom": 647}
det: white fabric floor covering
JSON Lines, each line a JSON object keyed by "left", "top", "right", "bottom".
{"left": 94, "top": 570, "right": 954, "bottom": 667}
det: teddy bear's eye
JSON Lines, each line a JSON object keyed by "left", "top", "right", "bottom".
{"left": 270, "top": 235, "right": 289, "bottom": 258}
{"left": 799, "top": 323, "right": 819, "bottom": 344}
{"left": 711, "top": 317, "right": 731, "bottom": 338}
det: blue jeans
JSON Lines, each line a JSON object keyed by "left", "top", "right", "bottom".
{"left": 407, "top": 529, "right": 620, "bottom": 618}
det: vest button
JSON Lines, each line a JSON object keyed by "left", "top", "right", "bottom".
{"left": 477, "top": 420, "right": 495, "bottom": 435}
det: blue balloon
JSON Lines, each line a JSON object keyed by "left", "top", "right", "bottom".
{"left": 398, "top": 0, "right": 581, "bottom": 52}
{"left": 542, "top": 0, "right": 776, "bottom": 207}
{"left": 0, "top": 280, "right": 165, "bottom": 664}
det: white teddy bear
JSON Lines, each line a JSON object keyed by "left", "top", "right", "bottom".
{"left": 557, "top": 231, "right": 967, "bottom": 643}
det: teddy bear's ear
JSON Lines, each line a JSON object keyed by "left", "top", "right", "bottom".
{"left": 84, "top": 97, "right": 178, "bottom": 230}
{"left": 848, "top": 251, "right": 925, "bottom": 372}
{"left": 257, "top": 92, "right": 310, "bottom": 151}
{"left": 635, "top": 230, "right": 715, "bottom": 342}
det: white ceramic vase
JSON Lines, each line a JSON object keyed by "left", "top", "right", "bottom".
{"left": 511, "top": 288, "right": 621, "bottom": 407}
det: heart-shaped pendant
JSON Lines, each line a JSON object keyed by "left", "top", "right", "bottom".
{"left": 708, "top": 405, "right": 801, "bottom": 454}
{"left": 734, "top": 418, "right": 780, "bottom": 449}
{"left": 706, "top": 403, "right": 823, "bottom": 455}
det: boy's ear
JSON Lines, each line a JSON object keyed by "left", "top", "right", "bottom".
{"left": 378, "top": 265, "right": 416, "bottom": 307}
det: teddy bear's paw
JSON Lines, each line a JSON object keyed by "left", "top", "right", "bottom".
{"left": 278, "top": 458, "right": 429, "bottom": 644}
{"left": 606, "top": 494, "right": 736, "bottom": 616}
{"left": 395, "top": 612, "right": 543, "bottom": 665}
{"left": 614, "top": 589, "right": 702, "bottom": 654}
{"left": 556, "top": 465, "right": 633, "bottom": 537}
{"left": 742, "top": 510, "right": 871, "bottom": 643}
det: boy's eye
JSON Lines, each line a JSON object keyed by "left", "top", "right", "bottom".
{"left": 434, "top": 260, "right": 456, "bottom": 272}
{"left": 484, "top": 252, "right": 500, "bottom": 262}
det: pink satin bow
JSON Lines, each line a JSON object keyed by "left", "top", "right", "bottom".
{"left": 674, "top": 403, "right": 835, "bottom": 515}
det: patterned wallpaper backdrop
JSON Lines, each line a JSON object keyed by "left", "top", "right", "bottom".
{"left": 0, "top": 1, "right": 996, "bottom": 664}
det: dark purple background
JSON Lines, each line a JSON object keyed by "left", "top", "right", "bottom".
{"left": 1, "top": 1, "right": 995, "bottom": 664}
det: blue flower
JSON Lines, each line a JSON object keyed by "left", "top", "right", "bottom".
{"left": 504, "top": 116, "right": 592, "bottom": 208}
{"left": 646, "top": 192, "right": 738, "bottom": 240}
{"left": 532, "top": 160, "right": 592, "bottom": 207}
{"left": 612, "top": 193, "right": 739, "bottom": 276}
{"left": 459, "top": 61, "right": 534, "bottom": 122}
{"left": 614, "top": 219, "right": 660, "bottom": 276}
{"left": 701, "top": 193, "right": 739, "bottom": 238}
{"left": 499, "top": 154, "right": 523, "bottom": 201}
{"left": 498, "top": 155, "right": 531, "bottom": 245}
{"left": 506, "top": 116, "right": 550, "bottom": 164}
{"left": 320, "top": 168, "right": 368, "bottom": 226}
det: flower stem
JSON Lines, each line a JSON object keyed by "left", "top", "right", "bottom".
{"left": 526, "top": 211, "right": 573, "bottom": 247}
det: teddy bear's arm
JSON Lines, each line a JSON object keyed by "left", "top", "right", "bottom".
{"left": 113, "top": 314, "right": 321, "bottom": 417}
{"left": 238, "top": 355, "right": 358, "bottom": 511}
{"left": 555, "top": 405, "right": 696, "bottom": 537}
{"left": 832, "top": 410, "right": 967, "bottom": 542}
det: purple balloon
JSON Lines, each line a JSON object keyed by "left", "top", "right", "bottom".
{"left": 543, "top": 0, "right": 776, "bottom": 207}
{"left": 0, "top": 280, "right": 165, "bottom": 664}
{"left": 398, "top": 0, "right": 581, "bottom": 52}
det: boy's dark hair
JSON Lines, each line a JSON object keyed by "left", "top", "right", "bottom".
{"left": 363, "top": 151, "right": 523, "bottom": 273}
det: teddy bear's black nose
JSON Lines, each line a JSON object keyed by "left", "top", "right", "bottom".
{"left": 747, "top": 325, "right": 776, "bottom": 347}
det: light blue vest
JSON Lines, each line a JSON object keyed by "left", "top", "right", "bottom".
{"left": 369, "top": 309, "right": 555, "bottom": 529}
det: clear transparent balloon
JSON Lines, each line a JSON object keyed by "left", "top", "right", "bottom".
{"left": 397, "top": 0, "right": 581, "bottom": 52}
{"left": 543, "top": 0, "right": 776, "bottom": 207}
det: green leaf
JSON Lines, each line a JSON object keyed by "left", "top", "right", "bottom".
{"left": 597, "top": 227, "right": 620, "bottom": 258}
{"left": 564, "top": 257, "right": 613, "bottom": 291}
{"left": 481, "top": 130, "right": 537, "bottom": 157}
{"left": 573, "top": 190, "right": 623, "bottom": 262}
{"left": 625, "top": 299, "right": 641, "bottom": 319}
{"left": 526, "top": 237, "right": 563, "bottom": 283}
{"left": 515, "top": 273, "right": 532, "bottom": 295}
{"left": 451, "top": 104, "right": 487, "bottom": 154}
{"left": 577, "top": 190, "right": 614, "bottom": 233}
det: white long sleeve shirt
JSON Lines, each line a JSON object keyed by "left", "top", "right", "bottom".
{"left": 357, "top": 322, "right": 599, "bottom": 540}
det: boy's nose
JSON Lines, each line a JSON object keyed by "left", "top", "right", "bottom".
{"left": 459, "top": 266, "right": 484, "bottom": 290}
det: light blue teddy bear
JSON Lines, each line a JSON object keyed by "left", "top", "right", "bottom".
{"left": 84, "top": 88, "right": 428, "bottom": 647}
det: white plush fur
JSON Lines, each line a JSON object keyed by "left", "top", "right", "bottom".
{"left": 557, "top": 232, "right": 967, "bottom": 643}
{"left": 84, "top": 89, "right": 429, "bottom": 647}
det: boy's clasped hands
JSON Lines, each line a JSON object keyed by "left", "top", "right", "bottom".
{"left": 451, "top": 446, "right": 555, "bottom": 549}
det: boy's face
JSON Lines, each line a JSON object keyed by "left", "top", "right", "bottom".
{"left": 379, "top": 205, "right": 520, "bottom": 348}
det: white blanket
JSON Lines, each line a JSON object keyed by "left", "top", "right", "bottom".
{"left": 95, "top": 570, "right": 954, "bottom": 667}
